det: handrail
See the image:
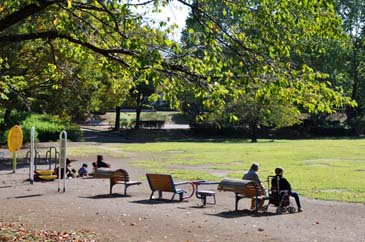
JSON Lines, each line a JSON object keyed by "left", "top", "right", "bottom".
{"left": 175, "top": 181, "right": 195, "bottom": 199}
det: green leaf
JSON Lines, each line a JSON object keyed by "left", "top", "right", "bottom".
{"left": 67, "top": 0, "right": 72, "bottom": 8}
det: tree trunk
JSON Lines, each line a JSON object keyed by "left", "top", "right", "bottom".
{"left": 346, "top": 40, "right": 360, "bottom": 134}
{"left": 115, "top": 106, "right": 121, "bottom": 130}
{"left": 250, "top": 123, "right": 258, "bottom": 143}
{"left": 3, "top": 108, "right": 12, "bottom": 129}
{"left": 135, "top": 94, "right": 142, "bottom": 129}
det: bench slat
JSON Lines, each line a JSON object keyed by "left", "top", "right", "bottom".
{"left": 92, "top": 168, "right": 141, "bottom": 195}
{"left": 146, "top": 173, "right": 194, "bottom": 201}
{"left": 147, "top": 174, "right": 175, "bottom": 192}
{"left": 218, "top": 179, "right": 266, "bottom": 211}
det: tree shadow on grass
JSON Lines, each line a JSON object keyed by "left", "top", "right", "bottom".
{"left": 82, "top": 128, "right": 253, "bottom": 144}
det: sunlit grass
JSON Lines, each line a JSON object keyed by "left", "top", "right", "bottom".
{"left": 68, "top": 139, "right": 365, "bottom": 202}
{"left": 68, "top": 146, "right": 128, "bottom": 158}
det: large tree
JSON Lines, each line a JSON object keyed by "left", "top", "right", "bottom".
{"left": 0, "top": 0, "right": 178, "bottom": 125}
{"left": 0, "top": 0, "right": 355, "bottom": 131}
{"left": 179, "top": 0, "right": 355, "bottom": 138}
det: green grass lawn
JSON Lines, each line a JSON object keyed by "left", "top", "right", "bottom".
{"left": 69, "top": 138, "right": 365, "bottom": 202}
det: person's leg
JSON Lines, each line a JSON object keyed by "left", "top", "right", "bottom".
{"left": 258, "top": 198, "right": 265, "bottom": 210}
{"left": 289, "top": 191, "right": 302, "bottom": 211}
{"left": 250, "top": 198, "right": 256, "bottom": 209}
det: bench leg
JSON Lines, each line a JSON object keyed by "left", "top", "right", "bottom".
{"left": 212, "top": 194, "right": 216, "bottom": 205}
{"left": 205, "top": 194, "right": 216, "bottom": 205}
{"left": 235, "top": 194, "right": 239, "bottom": 211}
{"left": 149, "top": 191, "right": 155, "bottom": 200}
{"left": 110, "top": 180, "right": 113, "bottom": 195}
{"left": 201, "top": 195, "right": 207, "bottom": 206}
{"left": 172, "top": 192, "right": 184, "bottom": 201}
{"left": 255, "top": 197, "right": 259, "bottom": 213}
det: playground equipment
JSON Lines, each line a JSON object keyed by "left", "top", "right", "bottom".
{"left": 25, "top": 129, "right": 60, "bottom": 182}
{"left": 29, "top": 127, "right": 35, "bottom": 184}
{"left": 58, "top": 130, "right": 67, "bottom": 192}
{"left": 25, "top": 146, "right": 59, "bottom": 171}
{"left": 7, "top": 125, "right": 23, "bottom": 173}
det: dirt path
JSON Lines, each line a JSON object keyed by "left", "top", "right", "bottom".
{"left": 0, "top": 129, "right": 364, "bottom": 242}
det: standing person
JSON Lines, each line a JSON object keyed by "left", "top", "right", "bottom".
{"left": 272, "top": 167, "right": 303, "bottom": 212}
{"left": 96, "top": 155, "right": 111, "bottom": 168}
{"left": 242, "top": 163, "right": 266, "bottom": 210}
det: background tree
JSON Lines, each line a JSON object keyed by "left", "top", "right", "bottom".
{"left": 179, "top": 0, "right": 354, "bottom": 139}
{"left": 333, "top": 0, "right": 365, "bottom": 134}
{"left": 122, "top": 72, "right": 156, "bottom": 129}
{"left": 227, "top": 90, "right": 304, "bottom": 142}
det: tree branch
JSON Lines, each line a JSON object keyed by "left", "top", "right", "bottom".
{"left": 0, "top": 31, "right": 134, "bottom": 66}
{"left": 0, "top": 0, "right": 60, "bottom": 32}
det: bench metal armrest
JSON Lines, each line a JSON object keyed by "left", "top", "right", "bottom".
{"left": 175, "top": 181, "right": 195, "bottom": 199}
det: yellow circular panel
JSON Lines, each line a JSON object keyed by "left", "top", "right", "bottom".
{"left": 7, "top": 125, "right": 23, "bottom": 152}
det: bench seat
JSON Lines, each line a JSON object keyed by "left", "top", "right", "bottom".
{"left": 93, "top": 168, "right": 141, "bottom": 195}
{"left": 218, "top": 179, "right": 266, "bottom": 211}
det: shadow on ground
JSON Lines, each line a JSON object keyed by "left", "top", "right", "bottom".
{"left": 0, "top": 160, "right": 29, "bottom": 172}
{"left": 206, "top": 209, "right": 279, "bottom": 218}
{"left": 13, "top": 194, "right": 43, "bottom": 199}
{"left": 131, "top": 199, "right": 189, "bottom": 205}
{"left": 79, "top": 194, "right": 130, "bottom": 199}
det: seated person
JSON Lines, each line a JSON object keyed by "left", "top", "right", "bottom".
{"left": 55, "top": 158, "right": 76, "bottom": 179}
{"left": 272, "top": 167, "right": 303, "bottom": 212}
{"left": 95, "top": 155, "right": 111, "bottom": 168}
{"left": 78, "top": 163, "right": 88, "bottom": 177}
{"left": 242, "top": 163, "right": 266, "bottom": 210}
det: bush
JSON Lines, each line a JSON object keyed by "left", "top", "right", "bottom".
{"left": 0, "top": 129, "right": 6, "bottom": 144}
{"left": 18, "top": 114, "right": 83, "bottom": 142}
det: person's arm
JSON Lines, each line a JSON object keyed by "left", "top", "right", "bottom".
{"left": 254, "top": 174, "right": 266, "bottom": 192}
{"left": 281, "top": 178, "right": 292, "bottom": 191}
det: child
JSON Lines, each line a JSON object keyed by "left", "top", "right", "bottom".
{"left": 55, "top": 158, "right": 76, "bottom": 179}
{"left": 78, "top": 163, "right": 88, "bottom": 177}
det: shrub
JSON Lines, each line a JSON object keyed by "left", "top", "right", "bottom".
{"left": 0, "top": 129, "right": 6, "bottom": 144}
{"left": 19, "top": 114, "right": 83, "bottom": 142}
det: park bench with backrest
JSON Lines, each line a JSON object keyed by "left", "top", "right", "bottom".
{"left": 217, "top": 178, "right": 266, "bottom": 212}
{"left": 146, "top": 173, "right": 195, "bottom": 201}
{"left": 93, "top": 168, "right": 141, "bottom": 195}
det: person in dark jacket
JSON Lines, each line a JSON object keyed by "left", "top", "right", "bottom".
{"left": 55, "top": 158, "right": 76, "bottom": 179}
{"left": 272, "top": 167, "right": 303, "bottom": 212}
{"left": 95, "top": 155, "right": 111, "bottom": 168}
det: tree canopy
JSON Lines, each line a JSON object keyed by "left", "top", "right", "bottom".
{"left": 0, "top": 0, "right": 356, "bottom": 132}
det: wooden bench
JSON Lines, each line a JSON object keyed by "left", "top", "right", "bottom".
{"left": 146, "top": 173, "right": 194, "bottom": 201}
{"left": 93, "top": 169, "right": 141, "bottom": 195}
{"left": 217, "top": 179, "right": 266, "bottom": 212}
